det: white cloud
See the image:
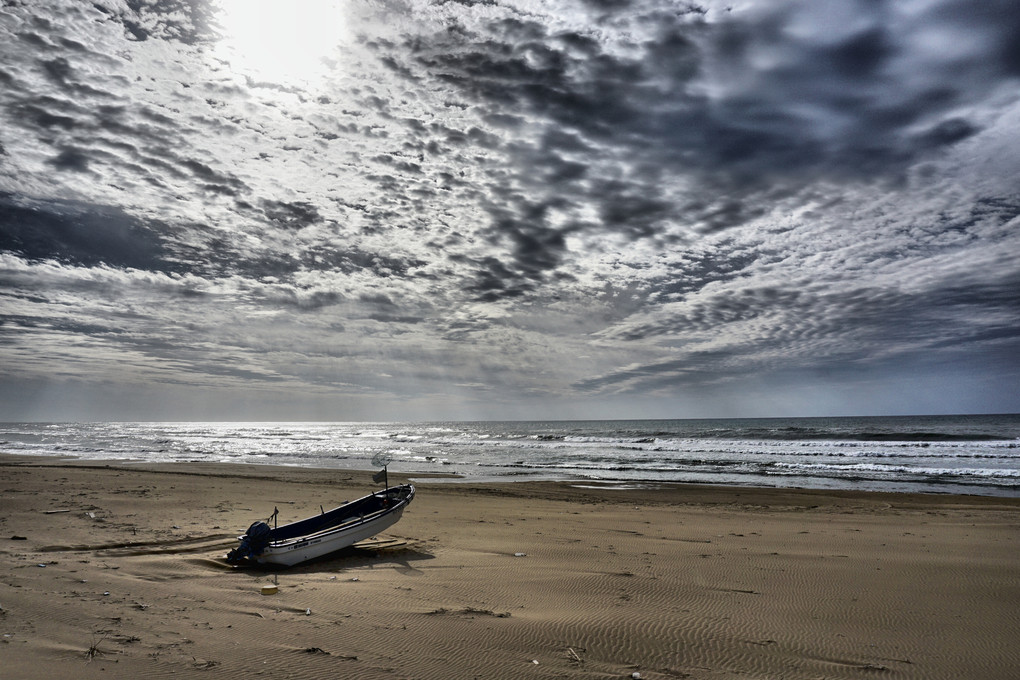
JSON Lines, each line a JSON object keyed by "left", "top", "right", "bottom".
{"left": 1, "top": 0, "right": 1018, "bottom": 419}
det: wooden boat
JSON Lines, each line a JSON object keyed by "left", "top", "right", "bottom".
{"left": 226, "top": 484, "right": 415, "bottom": 567}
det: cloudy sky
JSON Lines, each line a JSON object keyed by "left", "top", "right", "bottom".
{"left": 1, "top": 0, "right": 1018, "bottom": 421}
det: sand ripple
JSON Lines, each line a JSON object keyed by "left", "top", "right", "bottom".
{"left": 2, "top": 461, "right": 1018, "bottom": 679}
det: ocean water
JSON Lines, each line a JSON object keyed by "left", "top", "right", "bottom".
{"left": 2, "top": 415, "right": 1018, "bottom": 497}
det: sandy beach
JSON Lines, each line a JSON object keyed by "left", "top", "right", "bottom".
{"left": 1, "top": 456, "right": 1018, "bottom": 679}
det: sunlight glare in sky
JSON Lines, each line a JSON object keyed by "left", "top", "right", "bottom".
{"left": 213, "top": 0, "right": 347, "bottom": 84}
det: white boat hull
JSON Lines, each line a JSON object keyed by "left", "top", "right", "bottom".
{"left": 254, "top": 502, "right": 410, "bottom": 567}
{"left": 228, "top": 484, "right": 415, "bottom": 567}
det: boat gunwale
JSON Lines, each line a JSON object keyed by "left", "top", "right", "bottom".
{"left": 259, "top": 484, "right": 415, "bottom": 550}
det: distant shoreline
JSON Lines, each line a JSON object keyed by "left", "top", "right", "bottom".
{"left": 3, "top": 415, "right": 1018, "bottom": 498}
{"left": 4, "top": 452, "right": 1020, "bottom": 505}
{"left": 4, "top": 411, "right": 1020, "bottom": 424}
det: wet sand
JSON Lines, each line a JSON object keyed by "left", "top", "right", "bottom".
{"left": 1, "top": 456, "right": 1018, "bottom": 679}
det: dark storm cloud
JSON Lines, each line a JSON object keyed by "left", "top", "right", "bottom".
{"left": 578, "top": 190, "right": 1020, "bottom": 396}
{"left": 932, "top": 0, "right": 1020, "bottom": 75}
{"left": 90, "top": 0, "right": 220, "bottom": 45}
{"left": 911, "top": 117, "right": 980, "bottom": 152}
{"left": 260, "top": 288, "right": 344, "bottom": 311}
{"left": 410, "top": 17, "right": 658, "bottom": 145}
{"left": 259, "top": 199, "right": 322, "bottom": 231}
{"left": 577, "top": 262, "right": 1020, "bottom": 394}
{"left": 466, "top": 255, "right": 537, "bottom": 302}
{"left": 12, "top": 100, "right": 80, "bottom": 131}
{"left": 2, "top": 75, "right": 250, "bottom": 203}
{"left": 479, "top": 198, "right": 572, "bottom": 276}
{"left": 47, "top": 147, "right": 92, "bottom": 172}
{"left": 0, "top": 190, "right": 380, "bottom": 286}
{"left": 394, "top": 0, "right": 1018, "bottom": 236}
{"left": 700, "top": 1, "right": 1020, "bottom": 171}
{"left": 632, "top": 193, "right": 1020, "bottom": 338}
{"left": 0, "top": 193, "right": 176, "bottom": 271}
{"left": 0, "top": 314, "right": 125, "bottom": 340}
{"left": 0, "top": 191, "right": 299, "bottom": 283}
{"left": 293, "top": 244, "right": 427, "bottom": 280}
